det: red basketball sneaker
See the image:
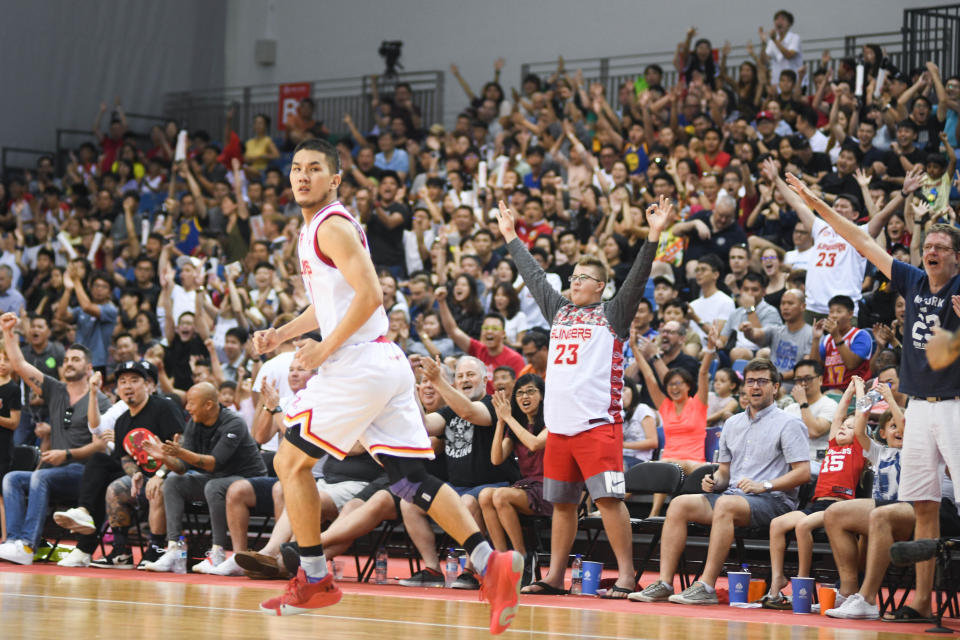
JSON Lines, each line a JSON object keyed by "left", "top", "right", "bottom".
{"left": 259, "top": 568, "right": 342, "bottom": 615}
{"left": 480, "top": 550, "right": 524, "bottom": 635}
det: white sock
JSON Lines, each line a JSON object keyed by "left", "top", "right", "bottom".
{"left": 470, "top": 541, "right": 493, "bottom": 575}
{"left": 699, "top": 581, "right": 715, "bottom": 593}
{"left": 301, "top": 554, "right": 328, "bottom": 582}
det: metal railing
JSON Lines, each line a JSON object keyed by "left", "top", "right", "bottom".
{"left": 53, "top": 112, "right": 170, "bottom": 174}
{"left": 902, "top": 4, "right": 960, "bottom": 78}
{"left": 163, "top": 70, "right": 444, "bottom": 144}
{"left": 518, "top": 32, "right": 903, "bottom": 103}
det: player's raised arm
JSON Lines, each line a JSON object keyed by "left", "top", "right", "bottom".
{"left": 784, "top": 173, "right": 893, "bottom": 280}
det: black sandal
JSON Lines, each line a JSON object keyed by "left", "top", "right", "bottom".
{"left": 521, "top": 580, "right": 568, "bottom": 595}
{"left": 882, "top": 606, "right": 935, "bottom": 623}
{"left": 601, "top": 585, "right": 633, "bottom": 599}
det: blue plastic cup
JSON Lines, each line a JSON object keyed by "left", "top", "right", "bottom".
{"left": 791, "top": 577, "right": 815, "bottom": 614}
{"left": 727, "top": 571, "right": 751, "bottom": 604}
{"left": 581, "top": 561, "right": 603, "bottom": 595}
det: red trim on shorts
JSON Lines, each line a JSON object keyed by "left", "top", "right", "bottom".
{"left": 284, "top": 408, "right": 349, "bottom": 458}
{"left": 368, "top": 443, "right": 435, "bottom": 457}
{"left": 312, "top": 209, "right": 367, "bottom": 268}
{"left": 373, "top": 335, "right": 390, "bottom": 343}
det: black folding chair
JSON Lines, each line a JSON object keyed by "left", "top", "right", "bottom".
{"left": 623, "top": 462, "right": 686, "bottom": 586}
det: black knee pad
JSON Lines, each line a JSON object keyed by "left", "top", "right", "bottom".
{"left": 381, "top": 455, "right": 445, "bottom": 511}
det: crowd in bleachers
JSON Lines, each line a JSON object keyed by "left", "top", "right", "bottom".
{"left": 1, "top": 7, "right": 960, "bottom": 623}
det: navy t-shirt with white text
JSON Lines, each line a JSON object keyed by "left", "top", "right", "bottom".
{"left": 890, "top": 260, "right": 960, "bottom": 397}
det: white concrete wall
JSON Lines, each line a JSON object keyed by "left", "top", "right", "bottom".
{"left": 1, "top": 0, "right": 225, "bottom": 162}
{"left": 223, "top": 0, "right": 930, "bottom": 125}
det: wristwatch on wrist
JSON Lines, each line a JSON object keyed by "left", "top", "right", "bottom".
{"left": 747, "top": 305, "right": 757, "bottom": 314}
{"left": 64, "top": 449, "right": 73, "bottom": 461}
{"left": 269, "top": 405, "right": 283, "bottom": 415}
{"left": 800, "top": 402, "right": 810, "bottom": 409}
{"left": 155, "top": 468, "right": 167, "bottom": 480}
{"left": 835, "top": 339, "right": 845, "bottom": 347}
{"left": 762, "top": 481, "right": 774, "bottom": 493}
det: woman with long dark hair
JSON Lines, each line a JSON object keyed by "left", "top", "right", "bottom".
{"left": 448, "top": 273, "right": 484, "bottom": 338}
{"left": 491, "top": 282, "right": 527, "bottom": 347}
{"left": 479, "top": 374, "right": 549, "bottom": 584}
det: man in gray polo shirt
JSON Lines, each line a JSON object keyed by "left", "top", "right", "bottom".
{"left": 0, "top": 313, "right": 111, "bottom": 565}
{"left": 630, "top": 358, "right": 810, "bottom": 605}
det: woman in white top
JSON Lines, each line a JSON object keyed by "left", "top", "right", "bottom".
{"left": 621, "top": 377, "right": 660, "bottom": 469}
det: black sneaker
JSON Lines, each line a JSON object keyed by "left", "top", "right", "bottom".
{"left": 137, "top": 544, "right": 165, "bottom": 568}
{"left": 279, "top": 542, "right": 301, "bottom": 576}
{"left": 450, "top": 569, "right": 481, "bottom": 590}
{"left": 398, "top": 567, "right": 445, "bottom": 587}
{"left": 522, "top": 551, "right": 537, "bottom": 587}
{"left": 92, "top": 548, "right": 135, "bottom": 570}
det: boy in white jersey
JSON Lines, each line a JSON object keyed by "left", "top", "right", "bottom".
{"left": 251, "top": 140, "right": 521, "bottom": 635}
{"left": 496, "top": 196, "right": 669, "bottom": 599}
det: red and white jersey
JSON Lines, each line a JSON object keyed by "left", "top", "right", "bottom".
{"left": 298, "top": 201, "right": 387, "bottom": 349}
{"left": 545, "top": 304, "right": 624, "bottom": 436}
{"left": 821, "top": 327, "right": 871, "bottom": 389}
{"left": 805, "top": 218, "right": 868, "bottom": 314}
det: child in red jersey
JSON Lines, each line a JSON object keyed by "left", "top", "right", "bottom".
{"left": 762, "top": 376, "right": 870, "bottom": 607}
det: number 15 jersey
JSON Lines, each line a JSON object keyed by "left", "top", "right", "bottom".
{"left": 805, "top": 217, "right": 868, "bottom": 314}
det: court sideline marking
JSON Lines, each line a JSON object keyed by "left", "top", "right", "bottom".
{"left": 2, "top": 591, "right": 641, "bottom": 640}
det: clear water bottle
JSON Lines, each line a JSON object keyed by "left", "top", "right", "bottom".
{"left": 374, "top": 547, "right": 388, "bottom": 584}
{"left": 856, "top": 388, "right": 883, "bottom": 412}
{"left": 174, "top": 536, "right": 188, "bottom": 574}
{"left": 444, "top": 548, "right": 459, "bottom": 587}
{"left": 570, "top": 554, "right": 583, "bottom": 594}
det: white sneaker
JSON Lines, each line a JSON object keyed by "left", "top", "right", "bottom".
{"left": 53, "top": 507, "right": 96, "bottom": 535}
{"left": 207, "top": 554, "right": 244, "bottom": 576}
{"left": 142, "top": 546, "right": 180, "bottom": 573}
{"left": 812, "top": 591, "right": 846, "bottom": 613}
{"left": 0, "top": 540, "right": 35, "bottom": 565}
{"left": 57, "top": 548, "right": 92, "bottom": 568}
{"left": 192, "top": 546, "right": 226, "bottom": 574}
{"left": 826, "top": 593, "right": 879, "bottom": 619}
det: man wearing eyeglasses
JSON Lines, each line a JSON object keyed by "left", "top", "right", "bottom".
{"left": 782, "top": 359, "right": 838, "bottom": 478}
{"left": 0, "top": 313, "right": 111, "bottom": 566}
{"left": 496, "top": 197, "right": 668, "bottom": 599}
{"left": 787, "top": 175, "right": 960, "bottom": 622}
{"left": 631, "top": 358, "right": 809, "bottom": 605}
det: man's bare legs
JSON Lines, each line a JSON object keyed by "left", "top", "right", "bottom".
{"left": 698, "top": 496, "right": 751, "bottom": 588}
{"left": 823, "top": 499, "right": 874, "bottom": 597}
{"left": 401, "top": 491, "right": 486, "bottom": 572}
{"left": 274, "top": 441, "right": 325, "bottom": 547}
{"left": 657, "top": 494, "right": 714, "bottom": 584}
{"left": 595, "top": 497, "right": 636, "bottom": 591}
{"left": 321, "top": 491, "right": 397, "bottom": 558}
{"left": 898, "top": 501, "right": 940, "bottom": 617}
{"left": 858, "top": 503, "right": 915, "bottom": 605}
{"left": 521, "top": 502, "right": 576, "bottom": 593}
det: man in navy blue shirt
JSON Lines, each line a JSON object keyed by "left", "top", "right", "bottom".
{"left": 786, "top": 173, "right": 960, "bottom": 622}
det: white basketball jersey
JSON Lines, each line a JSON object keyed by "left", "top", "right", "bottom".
{"left": 298, "top": 201, "right": 387, "bottom": 348}
{"left": 805, "top": 218, "right": 867, "bottom": 314}
{"left": 545, "top": 304, "right": 624, "bottom": 436}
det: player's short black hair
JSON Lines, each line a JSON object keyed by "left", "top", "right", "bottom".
{"left": 293, "top": 138, "right": 340, "bottom": 174}
{"left": 828, "top": 294, "right": 855, "bottom": 313}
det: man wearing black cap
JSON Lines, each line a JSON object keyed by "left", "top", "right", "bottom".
{"left": 52, "top": 361, "right": 185, "bottom": 568}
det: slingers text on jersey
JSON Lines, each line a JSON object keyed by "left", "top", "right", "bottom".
{"left": 297, "top": 201, "right": 387, "bottom": 348}
{"left": 545, "top": 304, "right": 623, "bottom": 436}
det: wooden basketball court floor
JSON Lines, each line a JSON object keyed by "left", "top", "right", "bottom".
{"left": 1, "top": 567, "right": 954, "bottom": 640}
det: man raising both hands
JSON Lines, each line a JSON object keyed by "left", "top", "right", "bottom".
{"left": 786, "top": 174, "right": 960, "bottom": 622}
{"left": 496, "top": 196, "right": 668, "bottom": 598}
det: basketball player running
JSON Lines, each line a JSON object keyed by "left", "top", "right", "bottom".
{"left": 496, "top": 196, "right": 669, "bottom": 598}
{"left": 253, "top": 139, "right": 522, "bottom": 634}
{"left": 786, "top": 173, "right": 960, "bottom": 622}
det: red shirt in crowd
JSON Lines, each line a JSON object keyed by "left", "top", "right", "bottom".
{"left": 814, "top": 437, "right": 865, "bottom": 500}
{"left": 469, "top": 338, "right": 525, "bottom": 394}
